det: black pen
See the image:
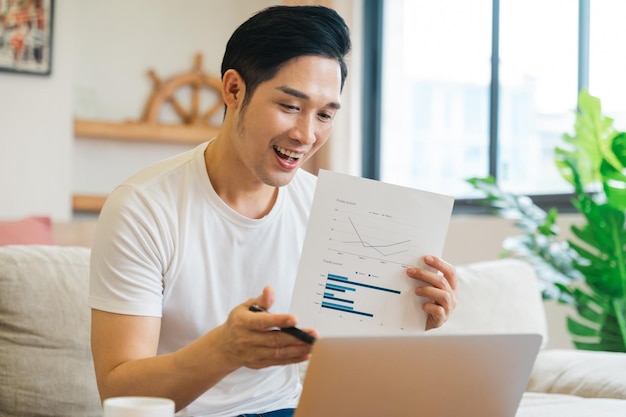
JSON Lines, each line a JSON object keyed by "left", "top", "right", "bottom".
{"left": 249, "top": 304, "right": 316, "bottom": 345}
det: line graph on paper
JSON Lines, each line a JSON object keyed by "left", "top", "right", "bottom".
{"left": 328, "top": 209, "right": 421, "bottom": 267}
{"left": 343, "top": 217, "right": 410, "bottom": 256}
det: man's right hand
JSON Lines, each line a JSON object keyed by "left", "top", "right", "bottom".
{"left": 216, "top": 286, "right": 316, "bottom": 370}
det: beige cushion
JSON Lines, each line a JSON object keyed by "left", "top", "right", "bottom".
{"left": 0, "top": 245, "right": 102, "bottom": 417}
{"left": 518, "top": 392, "right": 626, "bottom": 416}
{"left": 430, "top": 258, "right": 549, "bottom": 347}
{"left": 528, "top": 349, "right": 626, "bottom": 399}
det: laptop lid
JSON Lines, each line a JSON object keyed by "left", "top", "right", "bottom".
{"left": 294, "top": 333, "right": 542, "bottom": 417}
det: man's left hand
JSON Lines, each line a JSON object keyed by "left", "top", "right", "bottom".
{"left": 406, "top": 256, "right": 458, "bottom": 330}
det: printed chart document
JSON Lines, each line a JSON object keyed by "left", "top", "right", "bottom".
{"left": 289, "top": 170, "right": 454, "bottom": 337}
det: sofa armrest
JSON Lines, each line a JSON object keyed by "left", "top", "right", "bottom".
{"left": 51, "top": 221, "right": 97, "bottom": 247}
{"left": 527, "top": 349, "right": 626, "bottom": 399}
{"left": 0, "top": 245, "right": 101, "bottom": 416}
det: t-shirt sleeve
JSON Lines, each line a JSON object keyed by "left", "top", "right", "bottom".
{"left": 89, "top": 185, "right": 172, "bottom": 317}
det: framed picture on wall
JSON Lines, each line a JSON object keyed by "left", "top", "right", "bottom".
{"left": 0, "top": 0, "right": 54, "bottom": 76}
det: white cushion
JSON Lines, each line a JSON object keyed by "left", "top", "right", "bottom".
{"left": 431, "top": 258, "right": 548, "bottom": 348}
{"left": 528, "top": 349, "right": 626, "bottom": 399}
{"left": 518, "top": 392, "right": 626, "bottom": 416}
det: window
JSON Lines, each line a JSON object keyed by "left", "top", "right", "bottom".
{"left": 589, "top": 0, "right": 626, "bottom": 131}
{"left": 378, "top": 0, "right": 492, "bottom": 197}
{"left": 498, "top": 0, "right": 578, "bottom": 195}
{"left": 363, "top": 0, "right": 625, "bottom": 209}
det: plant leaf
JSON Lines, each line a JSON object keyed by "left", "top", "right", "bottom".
{"left": 567, "top": 317, "right": 598, "bottom": 337}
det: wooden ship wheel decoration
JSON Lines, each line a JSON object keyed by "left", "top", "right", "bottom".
{"left": 140, "top": 53, "right": 224, "bottom": 127}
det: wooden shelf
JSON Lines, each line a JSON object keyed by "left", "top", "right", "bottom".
{"left": 72, "top": 194, "right": 108, "bottom": 213}
{"left": 74, "top": 119, "right": 220, "bottom": 145}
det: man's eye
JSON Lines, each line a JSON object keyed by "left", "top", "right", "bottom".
{"left": 318, "top": 112, "right": 333, "bottom": 121}
{"left": 282, "top": 104, "right": 299, "bottom": 111}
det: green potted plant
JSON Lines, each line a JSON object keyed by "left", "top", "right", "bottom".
{"left": 468, "top": 90, "right": 626, "bottom": 352}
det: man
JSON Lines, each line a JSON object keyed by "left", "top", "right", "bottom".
{"left": 89, "top": 5, "right": 457, "bottom": 417}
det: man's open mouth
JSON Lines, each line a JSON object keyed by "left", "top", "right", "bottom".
{"left": 274, "top": 145, "right": 303, "bottom": 163}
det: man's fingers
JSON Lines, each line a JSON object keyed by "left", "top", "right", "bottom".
{"left": 245, "top": 303, "right": 298, "bottom": 330}
{"left": 424, "top": 256, "right": 458, "bottom": 289}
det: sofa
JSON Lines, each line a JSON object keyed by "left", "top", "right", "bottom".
{"left": 1, "top": 244, "right": 626, "bottom": 416}
{"left": 430, "top": 257, "right": 626, "bottom": 416}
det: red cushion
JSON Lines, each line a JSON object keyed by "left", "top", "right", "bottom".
{"left": 0, "top": 216, "right": 55, "bottom": 245}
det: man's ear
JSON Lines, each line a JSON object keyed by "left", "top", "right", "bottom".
{"left": 222, "top": 69, "right": 246, "bottom": 109}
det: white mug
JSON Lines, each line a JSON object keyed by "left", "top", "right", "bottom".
{"left": 103, "top": 396, "right": 175, "bottom": 417}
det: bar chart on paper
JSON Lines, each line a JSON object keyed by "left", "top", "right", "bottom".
{"left": 289, "top": 170, "right": 454, "bottom": 337}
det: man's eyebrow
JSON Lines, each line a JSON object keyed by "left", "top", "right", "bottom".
{"left": 276, "top": 85, "right": 341, "bottom": 110}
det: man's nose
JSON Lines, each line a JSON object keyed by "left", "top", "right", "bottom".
{"left": 290, "top": 114, "right": 316, "bottom": 145}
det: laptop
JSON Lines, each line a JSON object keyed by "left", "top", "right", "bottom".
{"left": 294, "top": 333, "right": 542, "bottom": 417}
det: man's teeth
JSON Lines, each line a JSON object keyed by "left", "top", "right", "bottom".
{"left": 275, "top": 146, "right": 302, "bottom": 160}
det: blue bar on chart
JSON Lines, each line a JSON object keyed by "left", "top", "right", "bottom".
{"left": 321, "top": 301, "right": 374, "bottom": 317}
{"left": 325, "top": 282, "right": 356, "bottom": 293}
{"left": 326, "top": 273, "right": 401, "bottom": 294}
{"left": 323, "top": 293, "right": 354, "bottom": 304}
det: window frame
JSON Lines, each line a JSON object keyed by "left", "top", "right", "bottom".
{"left": 361, "top": 0, "right": 591, "bottom": 214}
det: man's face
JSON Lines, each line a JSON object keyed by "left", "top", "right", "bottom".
{"left": 231, "top": 55, "right": 342, "bottom": 187}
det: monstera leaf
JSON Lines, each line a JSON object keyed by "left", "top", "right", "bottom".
{"left": 468, "top": 90, "right": 626, "bottom": 352}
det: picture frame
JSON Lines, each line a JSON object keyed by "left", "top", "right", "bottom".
{"left": 0, "top": 0, "right": 54, "bottom": 76}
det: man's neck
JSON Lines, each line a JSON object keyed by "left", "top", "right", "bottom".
{"left": 204, "top": 137, "right": 278, "bottom": 219}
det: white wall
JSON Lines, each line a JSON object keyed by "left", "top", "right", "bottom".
{"left": 0, "top": 1, "right": 74, "bottom": 220}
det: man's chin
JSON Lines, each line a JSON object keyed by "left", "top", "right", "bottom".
{"left": 263, "top": 169, "right": 299, "bottom": 188}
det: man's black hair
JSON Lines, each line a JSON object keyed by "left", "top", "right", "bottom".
{"left": 221, "top": 5, "right": 351, "bottom": 110}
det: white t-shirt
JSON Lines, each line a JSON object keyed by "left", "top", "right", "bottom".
{"left": 89, "top": 142, "right": 317, "bottom": 417}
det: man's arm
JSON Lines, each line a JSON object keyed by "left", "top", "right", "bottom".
{"left": 90, "top": 310, "right": 237, "bottom": 411}
{"left": 91, "top": 287, "right": 315, "bottom": 412}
